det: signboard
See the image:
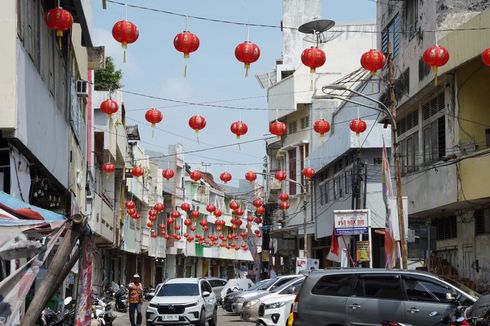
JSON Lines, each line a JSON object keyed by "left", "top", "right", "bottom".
{"left": 334, "top": 210, "right": 370, "bottom": 235}
{"left": 356, "top": 241, "right": 370, "bottom": 262}
{"left": 295, "top": 258, "right": 320, "bottom": 274}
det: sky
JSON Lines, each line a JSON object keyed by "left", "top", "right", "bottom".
{"left": 93, "top": 0, "right": 376, "bottom": 185}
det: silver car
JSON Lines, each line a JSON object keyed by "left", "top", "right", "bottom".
{"left": 291, "top": 269, "right": 479, "bottom": 326}
{"left": 205, "top": 277, "right": 227, "bottom": 304}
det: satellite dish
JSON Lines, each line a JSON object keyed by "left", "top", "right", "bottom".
{"left": 298, "top": 19, "right": 337, "bottom": 46}
{"left": 303, "top": 31, "right": 342, "bottom": 44}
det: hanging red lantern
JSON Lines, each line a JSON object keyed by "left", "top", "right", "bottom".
{"left": 313, "top": 119, "right": 331, "bottom": 137}
{"left": 206, "top": 204, "right": 216, "bottom": 213}
{"left": 162, "top": 168, "right": 175, "bottom": 181}
{"left": 191, "top": 210, "right": 200, "bottom": 219}
{"left": 301, "top": 47, "right": 326, "bottom": 73}
{"left": 154, "top": 203, "right": 164, "bottom": 212}
{"left": 159, "top": 223, "right": 165, "bottom": 229}
{"left": 229, "top": 200, "right": 239, "bottom": 210}
{"left": 45, "top": 7, "right": 73, "bottom": 49}
{"left": 279, "top": 193, "right": 289, "bottom": 202}
{"left": 171, "top": 211, "right": 181, "bottom": 219}
{"left": 216, "top": 226, "right": 222, "bottom": 232}
{"left": 131, "top": 166, "right": 145, "bottom": 177}
{"left": 241, "top": 244, "right": 249, "bottom": 251}
{"left": 220, "top": 172, "right": 232, "bottom": 184}
{"left": 254, "top": 217, "right": 262, "bottom": 224}
{"left": 256, "top": 206, "right": 265, "bottom": 215}
{"left": 349, "top": 119, "right": 367, "bottom": 136}
{"left": 166, "top": 217, "right": 175, "bottom": 225}
{"left": 235, "top": 41, "right": 261, "bottom": 77}
{"left": 213, "top": 209, "right": 222, "bottom": 218}
{"left": 303, "top": 167, "right": 315, "bottom": 179}
{"left": 174, "top": 31, "right": 200, "bottom": 58}
{"left": 174, "top": 225, "right": 181, "bottom": 231}
{"left": 173, "top": 234, "right": 181, "bottom": 241}
{"left": 112, "top": 20, "right": 139, "bottom": 63}
{"left": 145, "top": 108, "right": 163, "bottom": 128}
{"left": 183, "top": 232, "right": 189, "bottom": 238}
{"left": 127, "top": 208, "right": 136, "bottom": 216}
{"left": 245, "top": 171, "right": 257, "bottom": 183}
{"left": 482, "top": 48, "right": 490, "bottom": 66}
{"left": 240, "top": 231, "right": 248, "bottom": 239}
{"left": 252, "top": 198, "right": 263, "bottom": 208}
{"left": 234, "top": 208, "right": 244, "bottom": 217}
{"left": 254, "top": 229, "right": 261, "bottom": 236}
{"left": 360, "top": 49, "right": 386, "bottom": 75}
{"left": 188, "top": 115, "right": 206, "bottom": 133}
{"left": 164, "top": 234, "right": 170, "bottom": 240}
{"left": 274, "top": 170, "right": 287, "bottom": 182}
{"left": 100, "top": 99, "right": 119, "bottom": 118}
{"left": 148, "top": 215, "right": 157, "bottom": 222}
{"left": 190, "top": 170, "right": 202, "bottom": 182}
{"left": 102, "top": 162, "right": 116, "bottom": 174}
{"left": 247, "top": 216, "right": 254, "bottom": 222}
{"left": 230, "top": 121, "right": 248, "bottom": 139}
{"left": 200, "top": 219, "right": 208, "bottom": 227}
{"left": 180, "top": 202, "right": 191, "bottom": 212}
{"left": 125, "top": 200, "right": 136, "bottom": 210}
{"left": 280, "top": 201, "right": 290, "bottom": 211}
{"left": 231, "top": 224, "right": 239, "bottom": 230}
{"left": 184, "top": 218, "right": 192, "bottom": 227}
{"left": 147, "top": 222, "right": 154, "bottom": 228}
{"left": 269, "top": 120, "right": 287, "bottom": 137}
{"left": 148, "top": 209, "right": 158, "bottom": 217}
{"left": 151, "top": 231, "right": 157, "bottom": 238}
{"left": 422, "top": 45, "right": 450, "bottom": 85}
{"left": 187, "top": 236, "right": 194, "bottom": 243}
{"left": 190, "top": 225, "right": 197, "bottom": 232}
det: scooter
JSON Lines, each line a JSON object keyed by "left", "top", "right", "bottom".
{"left": 37, "top": 297, "right": 74, "bottom": 326}
{"left": 114, "top": 286, "right": 128, "bottom": 313}
{"left": 92, "top": 296, "right": 116, "bottom": 326}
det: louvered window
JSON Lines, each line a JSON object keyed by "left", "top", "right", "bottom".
{"left": 382, "top": 14, "right": 401, "bottom": 57}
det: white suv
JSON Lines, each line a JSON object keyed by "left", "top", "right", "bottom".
{"left": 147, "top": 278, "right": 217, "bottom": 326}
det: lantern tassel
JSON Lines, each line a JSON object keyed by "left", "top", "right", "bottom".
{"left": 122, "top": 43, "right": 127, "bottom": 64}
{"left": 184, "top": 64, "right": 187, "bottom": 78}
{"left": 244, "top": 63, "right": 250, "bottom": 77}
{"left": 56, "top": 30, "right": 63, "bottom": 50}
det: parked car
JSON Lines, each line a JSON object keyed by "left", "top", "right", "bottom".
{"left": 220, "top": 278, "right": 254, "bottom": 299}
{"left": 290, "top": 269, "right": 480, "bottom": 326}
{"left": 205, "top": 277, "right": 227, "bottom": 304}
{"left": 245, "top": 276, "right": 304, "bottom": 324}
{"left": 146, "top": 278, "right": 217, "bottom": 326}
{"left": 257, "top": 286, "right": 301, "bottom": 326}
{"left": 232, "top": 275, "right": 302, "bottom": 315}
{"left": 223, "top": 279, "right": 270, "bottom": 312}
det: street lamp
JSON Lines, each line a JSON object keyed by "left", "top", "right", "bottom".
{"left": 315, "top": 83, "right": 408, "bottom": 269}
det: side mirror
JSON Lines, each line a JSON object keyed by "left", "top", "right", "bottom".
{"left": 203, "top": 291, "right": 211, "bottom": 297}
{"left": 446, "top": 293, "right": 457, "bottom": 302}
{"left": 64, "top": 297, "right": 73, "bottom": 306}
{"left": 287, "top": 287, "right": 297, "bottom": 295}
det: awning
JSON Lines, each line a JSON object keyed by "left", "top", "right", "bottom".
{"left": 0, "top": 191, "right": 65, "bottom": 222}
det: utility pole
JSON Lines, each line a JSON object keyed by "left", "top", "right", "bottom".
{"left": 387, "top": 44, "right": 408, "bottom": 270}
{"left": 303, "top": 187, "right": 309, "bottom": 259}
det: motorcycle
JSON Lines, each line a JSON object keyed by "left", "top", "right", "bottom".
{"left": 144, "top": 286, "right": 156, "bottom": 301}
{"left": 92, "top": 296, "right": 116, "bottom": 326}
{"left": 37, "top": 297, "right": 75, "bottom": 326}
{"left": 114, "top": 286, "right": 128, "bottom": 313}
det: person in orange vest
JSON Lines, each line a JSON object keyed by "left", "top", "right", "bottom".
{"left": 128, "top": 274, "right": 143, "bottom": 326}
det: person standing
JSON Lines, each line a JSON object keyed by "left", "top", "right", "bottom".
{"left": 128, "top": 274, "right": 143, "bottom": 326}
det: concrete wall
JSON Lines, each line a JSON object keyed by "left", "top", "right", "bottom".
{"left": 0, "top": 0, "right": 17, "bottom": 130}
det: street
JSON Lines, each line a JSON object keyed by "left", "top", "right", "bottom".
{"left": 112, "top": 303, "right": 250, "bottom": 326}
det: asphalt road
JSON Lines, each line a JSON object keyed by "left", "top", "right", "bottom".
{"left": 112, "top": 303, "right": 250, "bottom": 326}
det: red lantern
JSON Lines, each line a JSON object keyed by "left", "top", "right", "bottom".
{"left": 190, "top": 170, "right": 202, "bottom": 182}
{"left": 254, "top": 229, "right": 261, "bottom": 235}
{"left": 166, "top": 217, "right": 175, "bottom": 225}
{"left": 174, "top": 31, "right": 200, "bottom": 58}
{"left": 229, "top": 200, "right": 239, "bottom": 210}
{"left": 112, "top": 20, "right": 139, "bottom": 63}
{"left": 174, "top": 225, "right": 181, "bottom": 231}
{"left": 220, "top": 172, "right": 232, "bottom": 184}
{"left": 145, "top": 108, "right": 163, "bottom": 128}
{"left": 102, "top": 162, "right": 116, "bottom": 174}
{"left": 171, "top": 211, "right": 181, "bottom": 219}
{"left": 100, "top": 99, "right": 119, "bottom": 118}
{"left": 162, "top": 168, "right": 175, "bottom": 181}
{"left": 252, "top": 198, "right": 263, "bottom": 208}
{"left": 234, "top": 208, "right": 244, "bottom": 217}
{"left": 147, "top": 222, "right": 153, "bottom": 228}
{"left": 213, "top": 209, "right": 222, "bottom": 218}
{"left": 279, "top": 193, "right": 289, "bottom": 201}
{"left": 303, "top": 167, "right": 315, "bottom": 179}
{"left": 274, "top": 170, "right": 287, "bottom": 182}
{"left": 231, "top": 224, "right": 239, "bottom": 230}
{"left": 241, "top": 244, "right": 249, "bottom": 251}
{"left": 190, "top": 225, "right": 197, "bottom": 232}
{"left": 159, "top": 223, "right": 165, "bottom": 229}
{"left": 188, "top": 115, "right": 206, "bottom": 134}
{"left": 245, "top": 171, "right": 257, "bottom": 183}
{"left": 314, "top": 119, "right": 331, "bottom": 137}
{"left": 191, "top": 210, "right": 200, "bottom": 219}
{"left": 173, "top": 234, "right": 181, "bottom": 241}
{"left": 235, "top": 41, "right": 261, "bottom": 77}
{"left": 160, "top": 230, "right": 166, "bottom": 236}
{"left": 301, "top": 47, "right": 326, "bottom": 73}
{"left": 125, "top": 200, "right": 136, "bottom": 210}
{"left": 482, "top": 48, "right": 490, "bottom": 66}
{"left": 350, "top": 119, "right": 367, "bottom": 136}
{"left": 422, "top": 45, "right": 450, "bottom": 85}
{"left": 148, "top": 215, "right": 157, "bottom": 222}
{"left": 280, "top": 201, "right": 290, "bottom": 211}
{"left": 206, "top": 204, "right": 216, "bottom": 213}
{"left": 187, "top": 236, "right": 194, "bottom": 243}
{"left": 200, "top": 219, "right": 208, "bottom": 227}
{"left": 183, "top": 232, "right": 189, "bottom": 238}
{"left": 180, "top": 202, "right": 191, "bottom": 212}
{"left": 360, "top": 49, "right": 386, "bottom": 75}
{"left": 164, "top": 234, "right": 170, "bottom": 240}
{"left": 247, "top": 216, "right": 254, "bottom": 222}
{"left": 230, "top": 121, "right": 248, "bottom": 139}
{"left": 256, "top": 206, "right": 265, "bottom": 215}
{"left": 184, "top": 218, "right": 192, "bottom": 226}
{"left": 216, "top": 226, "right": 222, "bottom": 232}
{"left": 148, "top": 209, "right": 158, "bottom": 217}
{"left": 151, "top": 231, "right": 157, "bottom": 238}
{"left": 131, "top": 166, "right": 145, "bottom": 177}
{"left": 240, "top": 231, "right": 248, "bottom": 239}
{"left": 154, "top": 203, "right": 164, "bottom": 212}
{"left": 45, "top": 7, "right": 73, "bottom": 49}
{"left": 269, "top": 120, "right": 287, "bottom": 137}
{"left": 254, "top": 217, "right": 262, "bottom": 224}
{"left": 127, "top": 208, "right": 136, "bottom": 216}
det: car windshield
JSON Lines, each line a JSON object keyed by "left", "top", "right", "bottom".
{"left": 440, "top": 276, "right": 480, "bottom": 299}
{"left": 157, "top": 283, "right": 199, "bottom": 297}
{"left": 257, "top": 278, "right": 277, "bottom": 291}
{"left": 271, "top": 278, "right": 302, "bottom": 293}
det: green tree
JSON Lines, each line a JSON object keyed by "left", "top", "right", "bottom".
{"left": 94, "top": 56, "right": 122, "bottom": 91}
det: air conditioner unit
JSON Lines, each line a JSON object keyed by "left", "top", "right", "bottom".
{"left": 76, "top": 80, "right": 89, "bottom": 97}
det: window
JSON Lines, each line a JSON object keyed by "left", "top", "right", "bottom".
{"left": 288, "top": 149, "right": 297, "bottom": 195}
{"left": 422, "top": 93, "right": 446, "bottom": 165}
{"left": 203, "top": 281, "right": 212, "bottom": 293}
{"left": 279, "top": 280, "right": 304, "bottom": 295}
{"left": 360, "top": 276, "right": 403, "bottom": 300}
{"left": 475, "top": 208, "right": 490, "bottom": 235}
{"left": 208, "top": 280, "right": 227, "bottom": 287}
{"left": 400, "top": 132, "right": 418, "bottom": 175}
{"left": 406, "top": 0, "right": 418, "bottom": 38}
{"left": 403, "top": 277, "right": 456, "bottom": 303}
{"left": 288, "top": 121, "right": 297, "bottom": 134}
{"left": 311, "top": 274, "right": 357, "bottom": 297}
{"left": 381, "top": 14, "right": 401, "bottom": 57}
{"left": 300, "top": 116, "right": 310, "bottom": 129}
{"left": 300, "top": 144, "right": 309, "bottom": 187}
{"left": 434, "top": 216, "right": 457, "bottom": 240}
{"left": 270, "top": 277, "right": 295, "bottom": 291}
{"left": 159, "top": 283, "right": 199, "bottom": 296}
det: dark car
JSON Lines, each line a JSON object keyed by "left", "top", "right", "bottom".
{"left": 291, "top": 269, "right": 479, "bottom": 326}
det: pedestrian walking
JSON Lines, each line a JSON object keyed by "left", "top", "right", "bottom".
{"left": 128, "top": 274, "right": 143, "bottom": 326}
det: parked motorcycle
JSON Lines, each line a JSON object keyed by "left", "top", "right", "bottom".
{"left": 36, "top": 297, "right": 75, "bottom": 326}
{"left": 114, "top": 286, "right": 128, "bottom": 313}
{"left": 92, "top": 296, "right": 116, "bottom": 326}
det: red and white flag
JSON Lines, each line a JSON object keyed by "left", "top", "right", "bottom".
{"left": 382, "top": 139, "right": 397, "bottom": 268}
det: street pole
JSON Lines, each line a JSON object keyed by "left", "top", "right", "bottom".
{"left": 387, "top": 44, "right": 408, "bottom": 270}
{"left": 303, "top": 191, "right": 308, "bottom": 259}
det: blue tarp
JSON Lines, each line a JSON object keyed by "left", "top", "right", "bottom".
{"left": 0, "top": 191, "right": 65, "bottom": 222}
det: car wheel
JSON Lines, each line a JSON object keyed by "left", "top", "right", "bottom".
{"left": 194, "top": 309, "right": 206, "bottom": 326}
{"left": 208, "top": 306, "right": 218, "bottom": 326}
